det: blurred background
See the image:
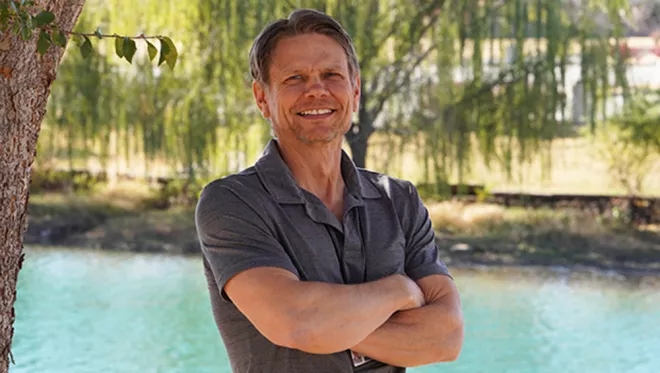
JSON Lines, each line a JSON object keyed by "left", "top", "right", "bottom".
{"left": 12, "top": 0, "right": 660, "bottom": 372}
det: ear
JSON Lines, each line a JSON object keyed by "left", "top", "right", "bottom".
{"left": 252, "top": 81, "right": 271, "bottom": 118}
{"left": 352, "top": 75, "right": 361, "bottom": 113}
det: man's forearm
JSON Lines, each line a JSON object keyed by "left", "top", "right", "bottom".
{"left": 351, "top": 301, "right": 463, "bottom": 367}
{"left": 281, "top": 274, "right": 420, "bottom": 354}
{"left": 350, "top": 274, "right": 464, "bottom": 367}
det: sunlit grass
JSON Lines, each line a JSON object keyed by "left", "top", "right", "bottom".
{"left": 427, "top": 201, "right": 505, "bottom": 233}
{"left": 91, "top": 180, "right": 160, "bottom": 210}
{"left": 426, "top": 200, "right": 614, "bottom": 236}
{"left": 426, "top": 200, "right": 660, "bottom": 270}
{"left": 365, "top": 133, "right": 660, "bottom": 197}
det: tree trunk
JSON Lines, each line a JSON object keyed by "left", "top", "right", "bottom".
{"left": 0, "top": 1, "right": 85, "bottom": 372}
{"left": 347, "top": 124, "right": 369, "bottom": 169}
{"left": 345, "top": 95, "right": 374, "bottom": 168}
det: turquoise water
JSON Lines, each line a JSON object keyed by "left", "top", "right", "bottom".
{"left": 10, "top": 247, "right": 660, "bottom": 373}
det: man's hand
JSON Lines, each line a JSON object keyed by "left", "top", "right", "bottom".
{"left": 223, "top": 268, "right": 424, "bottom": 354}
{"left": 396, "top": 274, "right": 426, "bottom": 311}
{"left": 351, "top": 274, "right": 464, "bottom": 367}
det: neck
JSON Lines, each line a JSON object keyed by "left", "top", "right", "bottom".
{"left": 276, "top": 138, "right": 345, "bottom": 211}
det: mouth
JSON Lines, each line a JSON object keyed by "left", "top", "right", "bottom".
{"left": 296, "top": 108, "right": 336, "bottom": 118}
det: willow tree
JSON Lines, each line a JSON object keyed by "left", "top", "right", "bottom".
{"left": 323, "top": 0, "right": 448, "bottom": 167}
{"left": 39, "top": 0, "right": 276, "bottom": 183}
{"left": 194, "top": 0, "right": 450, "bottom": 168}
{"left": 389, "top": 0, "right": 631, "bottom": 192}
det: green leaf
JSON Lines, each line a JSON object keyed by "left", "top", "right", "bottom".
{"left": 146, "top": 40, "right": 157, "bottom": 61}
{"left": 159, "top": 36, "right": 177, "bottom": 69}
{"left": 0, "top": 3, "right": 8, "bottom": 22}
{"left": 52, "top": 28, "right": 67, "bottom": 47}
{"left": 114, "top": 36, "right": 124, "bottom": 58}
{"left": 123, "top": 37, "right": 136, "bottom": 63}
{"left": 33, "top": 11, "right": 55, "bottom": 26}
{"left": 36, "top": 29, "right": 51, "bottom": 55}
{"left": 80, "top": 35, "right": 92, "bottom": 58}
{"left": 73, "top": 34, "right": 84, "bottom": 46}
{"left": 20, "top": 23, "right": 31, "bottom": 41}
{"left": 94, "top": 26, "right": 102, "bottom": 39}
{"left": 158, "top": 37, "right": 170, "bottom": 66}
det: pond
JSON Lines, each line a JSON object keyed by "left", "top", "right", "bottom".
{"left": 10, "top": 247, "right": 660, "bottom": 373}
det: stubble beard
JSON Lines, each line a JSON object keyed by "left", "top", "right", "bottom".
{"left": 291, "top": 118, "right": 345, "bottom": 145}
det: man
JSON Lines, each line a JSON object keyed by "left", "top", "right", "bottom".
{"left": 195, "top": 8, "right": 463, "bottom": 373}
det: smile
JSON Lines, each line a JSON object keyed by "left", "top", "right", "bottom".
{"left": 297, "top": 109, "right": 335, "bottom": 116}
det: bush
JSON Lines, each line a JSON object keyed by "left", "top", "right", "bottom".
{"left": 30, "top": 167, "right": 105, "bottom": 193}
{"left": 595, "top": 124, "right": 654, "bottom": 196}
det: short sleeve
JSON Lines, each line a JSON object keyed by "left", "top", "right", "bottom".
{"left": 400, "top": 182, "right": 452, "bottom": 281}
{"left": 195, "top": 181, "right": 299, "bottom": 302}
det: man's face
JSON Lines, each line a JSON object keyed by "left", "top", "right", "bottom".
{"left": 253, "top": 33, "right": 361, "bottom": 146}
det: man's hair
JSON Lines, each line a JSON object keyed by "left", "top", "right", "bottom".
{"left": 249, "top": 9, "right": 360, "bottom": 85}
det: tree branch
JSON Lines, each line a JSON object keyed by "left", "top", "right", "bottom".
{"left": 454, "top": 58, "right": 548, "bottom": 108}
{"left": 369, "top": 41, "right": 439, "bottom": 120}
{"left": 367, "top": 2, "right": 443, "bottom": 102}
{"left": 63, "top": 31, "right": 164, "bottom": 40}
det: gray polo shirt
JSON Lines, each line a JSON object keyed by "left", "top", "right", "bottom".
{"left": 196, "top": 139, "right": 451, "bottom": 373}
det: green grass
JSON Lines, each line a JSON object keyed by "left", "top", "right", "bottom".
{"left": 427, "top": 200, "right": 660, "bottom": 271}
{"left": 24, "top": 164, "right": 660, "bottom": 272}
{"left": 64, "top": 207, "right": 199, "bottom": 254}
{"left": 363, "top": 133, "right": 660, "bottom": 197}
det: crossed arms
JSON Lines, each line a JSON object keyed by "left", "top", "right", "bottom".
{"left": 224, "top": 268, "right": 464, "bottom": 368}
{"left": 196, "top": 181, "right": 464, "bottom": 368}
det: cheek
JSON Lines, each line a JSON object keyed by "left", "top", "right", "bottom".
{"left": 329, "top": 83, "right": 355, "bottom": 106}
{"left": 275, "top": 88, "right": 302, "bottom": 112}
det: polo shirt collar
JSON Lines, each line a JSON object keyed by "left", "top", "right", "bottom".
{"left": 254, "top": 139, "right": 381, "bottom": 204}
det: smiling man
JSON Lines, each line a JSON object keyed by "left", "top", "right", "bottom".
{"left": 195, "top": 9, "right": 463, "bottom": 373}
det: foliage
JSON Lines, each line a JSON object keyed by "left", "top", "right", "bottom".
{"left": 33, "top": 0, "right": 645, "bottom": 195}
{"left": 152, "top": 177, "right": 211, "bottom": 208}
{"left": 0, "top": 0, "right": 177, "bottom": 67}
{"left": 29, "top": 168, "right": 103, "bottom": 193}
{"left": 600, "top": 89, "right": 660, "bottom": 196}
{"left": 613, "top": 89, "right": 660, "bottom": 154}
{"left": 595, "top": 124, "right": 655, "bottom": 196}
{"left": 385, "top": 0, "right": 632, "bottom": 190}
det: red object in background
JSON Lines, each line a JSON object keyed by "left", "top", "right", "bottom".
{"left": 611, "top": 40, "right": 660, "bottom": 59}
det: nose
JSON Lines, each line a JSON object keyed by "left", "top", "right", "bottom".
{"left": 304, "top": 74, "right": 328, "bottom": 98}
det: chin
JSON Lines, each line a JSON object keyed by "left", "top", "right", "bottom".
{"left": 296, "top": 132, "right": 340, "bottom": 145}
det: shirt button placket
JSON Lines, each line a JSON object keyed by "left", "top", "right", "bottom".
{"left": 341, "top": 208, "right": 366, "bottom": 284}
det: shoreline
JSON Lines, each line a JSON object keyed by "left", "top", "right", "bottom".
{"left": 449, "top": 262, "right": 660, "bottom": 281}
{"left": 22, "top": 244, "right": 660, "bottom": 290}
{"left": 24, "top": 192, "right": 660, "bottom": 279}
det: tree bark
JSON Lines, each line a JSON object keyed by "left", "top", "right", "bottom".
{"left": 345, "top": 93, "right": 374, "bottom": 168}
{"left": 346, "top": 124, "right": 370, "bottom": 169}
{"left": 0, "top": 1, "right": 85, "bottom": 372}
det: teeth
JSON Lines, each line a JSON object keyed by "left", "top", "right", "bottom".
{"left": 300, "top": 109, "right": 332, "bottom": 116}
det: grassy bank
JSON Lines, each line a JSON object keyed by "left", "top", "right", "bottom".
{"left": 427, "top": 201, "right": 660, "bottom": 272}
{"left": 25, "top": 183, "right": 199, "bottom": 255}
{"left": 24, "top": 183, "right": 660, "bottom": 274}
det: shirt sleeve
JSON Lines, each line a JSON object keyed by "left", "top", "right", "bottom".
{"left": 195, "top": 181, "right": 299, "bottom": 302}
{"left": 400, "top": 181, "right": 452, "bottom": 281}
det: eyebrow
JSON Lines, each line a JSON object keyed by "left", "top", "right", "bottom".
{"left": 280, "top": 65, "right": 346, "bottom": 76}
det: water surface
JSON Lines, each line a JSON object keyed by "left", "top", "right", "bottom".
{"left": 11, "top": 247, "right": 660, "bottom": 373}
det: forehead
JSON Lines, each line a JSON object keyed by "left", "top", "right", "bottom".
{"left": 270, "top": 33, "right": 350, "bottom": 75}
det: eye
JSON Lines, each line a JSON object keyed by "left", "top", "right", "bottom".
{"left": 286, "top": 75, "right": 302, "bottom": 82}
{"left": 324, "top": 72, "right": 341, "bottom": 78}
